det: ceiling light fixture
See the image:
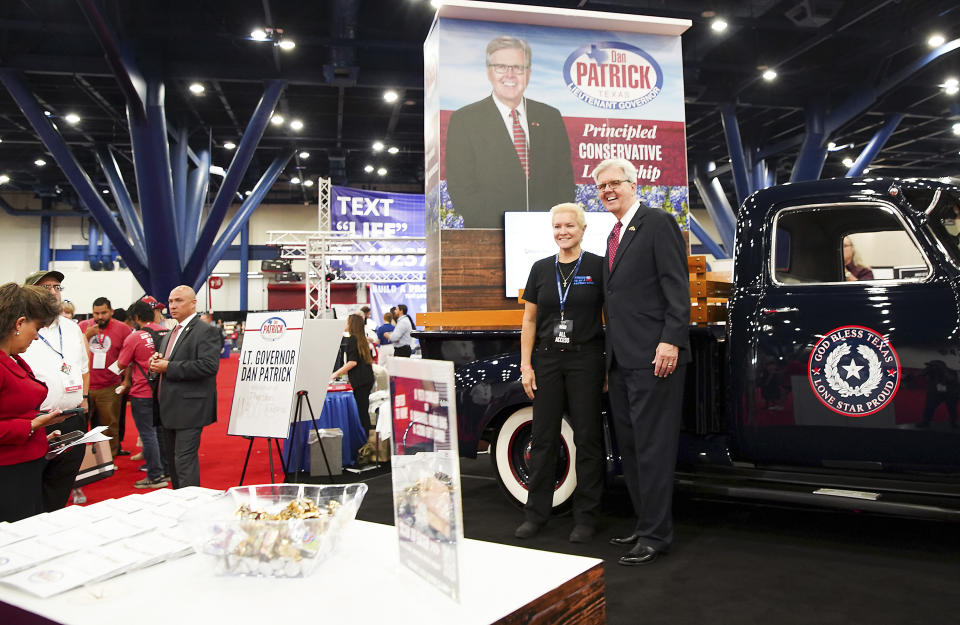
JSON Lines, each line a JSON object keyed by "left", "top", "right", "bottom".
{"left": 364, "top": 164, "right": 374, "bottom": 173}
{"left": 387, "top": 146, "right": 399, "bottom": 154}
{"left": 43, "top": 111, "right": 52, "bottom": 117}
{"left": 64, "top": 113, "right": 81, "bottom": 125}
{"left": 711, "top": 18, "right": 728, "bottom": 32}
{"left": 290, "top": 177, "right": 301, "bottom": 184}
{"left": 762, "top": 69, "right": 777, "bottom": 81}
{"left": 189, "top": 82, "right": 205, "bottom": 95}
{"left": 862, "top": 168, "right": 870, "bottom": 174}
{"left": 251, "top": 29, "right": 268, "bottom": 41}
{"left": 842, "top": 157, "right": 855, "bottom": 168}
{"left": 953, "top": 122, "right": 960, "bottom": 135}
{"left": 299, "top": 151, "right": 310, "bottom": 159}
{"left": 0, "top": 175, "right": 9, "bottom": 185}
{"left": 34, "top": 158, "right": 46, "bottom": 167}
{"left": 928, "top": 33, "right": 946, "bottom": 47}
{"left": 277, "top": 39, "right": 296, "bottom": 51}
{"left": 383, "top": 90, "right": 399, "bottom": 103}
{"left": 102, "top": 189, "right": 110, "bottom": 194}
{"left": 271, "top": 114, "right": 285, "bottom": 125}
{"left": 289, "top": 119, "right": 304, "bottom": 131}
{"left": 377, "top": 167, "right": 387, "bottom": 176}
{"left": 245, "top": 190, "right": 252, "bottom": 196}
{"left": 303, "top": 179, "right": 315, "bottom": 187}
{"left": 223, "top": 141, "right": 237, "bottom": 150}
{"left": 372, "top": 141, "right": 384, "bottom": 152}
{"left": 944, "top": 77, "right": 959, "bottom": 95}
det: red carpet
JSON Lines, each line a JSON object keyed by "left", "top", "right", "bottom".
{"left": 75, "top": 353, "right": 282, "bottom": 505}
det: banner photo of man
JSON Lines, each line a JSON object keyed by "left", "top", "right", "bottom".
{"left": 437, "top": 19, "right": 687, "bottom": 231}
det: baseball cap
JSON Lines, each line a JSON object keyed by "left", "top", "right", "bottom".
{"left": 24, "top": 270, "right": 65, "bottom": 286}
{"left": 140, "top": 295, "right": 166, "bottom": 310}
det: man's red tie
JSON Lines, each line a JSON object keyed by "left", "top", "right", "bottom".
{"left": 163, "top": 324, "right": 182, "bottom": 358}
{"left": 511, "top": 109, "right": 529, "bottom": 178}
{"left": 608, "top": 221, "right": 623, "bottom": 271}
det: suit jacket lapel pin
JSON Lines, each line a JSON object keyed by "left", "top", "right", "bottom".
{"left": 530, "top": 121, "right": 540, "bottom": 127}
{"left": 628, "top": 226, "right": 636, "bottom": 231}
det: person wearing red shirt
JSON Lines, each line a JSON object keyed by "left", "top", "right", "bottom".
{"left": 79, "top": 296, "right": 131, "bottom": 456}
{"left": 117, "top": 301, "right": 169, "bottom": 488}
{"left": 0, "top": 283, "right": 67, "bottom": 522}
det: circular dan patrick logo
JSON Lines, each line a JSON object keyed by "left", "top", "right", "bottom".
{"left": 808, "top": 326, "right": 900, "bottom": 417}
{"left": 562, "top": 41, "right": 663, "bottom": 110}
{"left": 259, "top": 316, "right": 286, "bottom": 341}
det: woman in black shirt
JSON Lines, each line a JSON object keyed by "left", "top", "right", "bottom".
{"left": 331, "top": 314, "right": 376, "bottom": 433}
{"left": 515, "top": 203, "right": 605, "bottom": 544}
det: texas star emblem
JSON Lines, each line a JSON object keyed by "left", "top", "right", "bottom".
{"left": 808, "top": 325, "right": 900, "bottom": 417}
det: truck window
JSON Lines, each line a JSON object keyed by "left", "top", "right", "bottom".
{"left": 771, "top": 203, "right": 930, "bottom": 284}
{"left": 925, "top": 189, "right": 960, "bottom": 267}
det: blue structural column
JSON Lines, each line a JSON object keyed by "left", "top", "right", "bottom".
{"left": 88, "top": 221, "right": 101, "bottom": 270}
{"left": 184, "top": 148, "right": 210, "bottom": 265}
{"left": 692, "top": 161, "right": 735, "bottom": 257}
{"left": 127, "top": 80, "right": 182, "bottom": 298}
{"left": 846, "top": 114, "right": 904, "bottom": 177}
{"left": 191, "top": 151, "right": 293, "bottom": 292}
{"left": 184, "top": 80, "right": 285, "bottom": 287}
{"left": 689, "top": 215, "right": 727, "bottom": 260}
{"left": 95, "top": 147, "right": 146, "bottom": 265}
{"left": 172, "top": 127, "right": 188, "bottom": 256}
{"left": 39, "top": 216, "right": 51, "bottom": 269}
{"left": 790, "top": 104, "right": 829, "bottom": 182}
{"left": 240, "top": 222, "right": 249, "bottom": 312}
{"left": 720, "top": 103, "right": 751, "bottom": 206}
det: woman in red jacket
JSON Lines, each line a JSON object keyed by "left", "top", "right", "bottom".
{"left": 0, "top": 282, "right": 66, "bottom": 522}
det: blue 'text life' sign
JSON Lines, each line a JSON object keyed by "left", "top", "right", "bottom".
{"left": 329, "top": 186, "right": 426, "bottom": 274}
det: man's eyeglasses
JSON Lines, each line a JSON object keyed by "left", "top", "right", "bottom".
{"left": 487, "top": 63, "right": 529, "bottom": 75}
{"left": 40, "top": 284, "right": 64, "bottom": 292}
{"left": 596, "top": 179, "right": 627, "bottom": 191}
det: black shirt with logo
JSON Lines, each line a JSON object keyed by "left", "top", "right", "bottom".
{"left": 522, "top": 251, "right": 604, "bottom": 348}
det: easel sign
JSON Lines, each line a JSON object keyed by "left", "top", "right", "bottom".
{"left": 228, "top": 311, "right": 343, "bottom": 439}
{"left": 388, "top": 357, "right": 464, "bottom": 602}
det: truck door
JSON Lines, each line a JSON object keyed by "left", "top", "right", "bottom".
{"left": 744, "top": 199, "right": 960, "bottom": 472}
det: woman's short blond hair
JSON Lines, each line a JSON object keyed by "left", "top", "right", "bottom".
{"left": 550, "top": 202, "right": 586, "bottom": 228}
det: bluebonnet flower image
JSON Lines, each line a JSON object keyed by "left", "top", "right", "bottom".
{"left": 439, "top": 180, "right": 464, "bottom": 229}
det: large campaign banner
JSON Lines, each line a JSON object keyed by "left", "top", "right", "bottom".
{"left": 329, "top": 186, "right": 426, "bottom": 276}
{"left": 434, "top": 11, "right": 689, "bottom": 231}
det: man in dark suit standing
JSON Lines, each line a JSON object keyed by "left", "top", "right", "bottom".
{"left": 445, "top": 35, "right": 575, "bottom": 228}
{"left": 595, "top": 158, "right": 690, "bottom": 566}
{"left": 148, "top": 285, "right": 221, "bottom": 488}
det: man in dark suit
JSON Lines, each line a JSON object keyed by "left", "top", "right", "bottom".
{"left": 595, "top": 158, "right": 690, "bottom": 566}
{"left": 148, "top": 285, "right": 221, "bottom": 488}
{"left": 445, "top": 35, "right": 575, "bottom": 228}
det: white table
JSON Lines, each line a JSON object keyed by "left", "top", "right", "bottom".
{"left": 0, "top": 521, "right": 605, "bottom": 624}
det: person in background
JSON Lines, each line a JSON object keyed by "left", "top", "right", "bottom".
{"left": 514, "top": 203, "right": 605, "bottom": 543}
{"left": 141, "top": 295, "right": 176, "bottom": 332}
{"left": 360, "top": 306, "right": 378, "bottom": 335}
{"left": 117, "top": 301, "right": 169, "bottom": 489}
{"left": 79, "top": 297, "right": 132, "bottom": 457}
{"left": 60, "top": 301, "right": 75, "bottom": 319}
{"left": 149, "top": 285, "right": 221, "bottom": 488}
{"left": 0, "top": 283, "right": 68, "bottom": 522}
{"left": 376, "top": 311, "right": 395, "bottom": 345}
{"left": 843, "top": 236, "right": 874, "bottom": 281}
{"left": 387, "top": 304, "right": 414, "bottom": 357}
{"left": 20, "top": 271, "right": 90, "bottom": 511}
{"left": 331, "top": 313, "right": 375, "bottom": 434}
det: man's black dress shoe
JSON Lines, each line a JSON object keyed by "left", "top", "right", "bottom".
{"left": 514, "top": 521, "right": 542, "bottom": 539}
{"left": 609, "top": 533, "right": 640, "bottom": 546}
{"left": 618, "top": 544, "right": 661, "bottom": 566}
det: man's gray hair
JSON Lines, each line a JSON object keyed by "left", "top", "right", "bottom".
{"left": 591, "top": 158, "right": 638, "bottom": 184}
{"left": 486, "top": 36, "right": 531, "bottom": 66}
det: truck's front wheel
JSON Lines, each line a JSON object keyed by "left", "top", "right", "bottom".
{"left": 490, "top": 406, "right": 576, "bottom": 512}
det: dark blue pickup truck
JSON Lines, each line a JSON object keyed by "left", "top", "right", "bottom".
{"left": 415, "top": 177, "right": 960, "bottom": 520}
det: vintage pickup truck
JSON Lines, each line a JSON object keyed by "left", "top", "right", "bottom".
{"left": 414, "top": 177, "right": 960, "bottom": 520}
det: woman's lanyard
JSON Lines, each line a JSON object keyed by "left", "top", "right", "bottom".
{"left": 555, "top": 250, "right": 584, "bottom": 322}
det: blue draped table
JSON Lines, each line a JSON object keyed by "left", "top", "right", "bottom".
{"left": 281, "top": 390, "right": 367, "bottom": 471}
